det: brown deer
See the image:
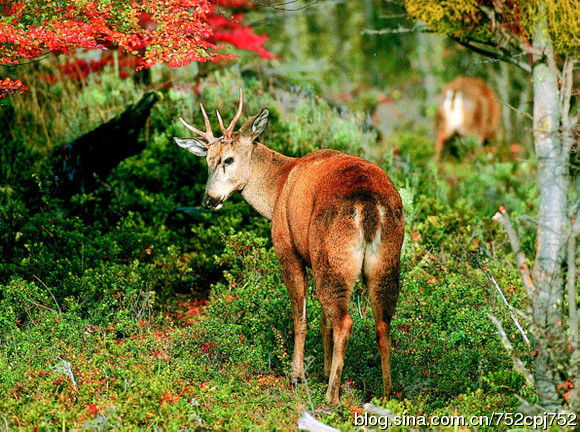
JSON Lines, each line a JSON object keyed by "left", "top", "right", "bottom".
{"left": 434, "top": 77, "right": 501, "bottom": 161}
{"left": 174, "top": 90, "right": 404, "bottom": 405}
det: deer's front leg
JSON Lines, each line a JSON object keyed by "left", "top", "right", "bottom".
{"left": 279, "top": 254, "right": 308, "bottom": 383}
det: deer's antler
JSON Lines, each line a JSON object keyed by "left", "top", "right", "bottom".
{"left": 216, "top": 88, "right": 244, "bottom": 139}
{"left": 179, "top": 102, "right": 216, "bottom": 143}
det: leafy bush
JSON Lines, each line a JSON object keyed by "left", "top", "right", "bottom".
{"left": 196, "top": 230, "right": 295, "bottom": 373}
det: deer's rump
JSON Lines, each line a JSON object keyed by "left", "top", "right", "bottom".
{"left": 277, "top": 150, "right": 404, "bottom": 267}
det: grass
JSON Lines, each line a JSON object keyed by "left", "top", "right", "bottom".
{"left": 0, "top": 288, "right": 528, "bottom": 431}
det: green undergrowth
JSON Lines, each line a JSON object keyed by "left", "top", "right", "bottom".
{"left": 0, "top": 227, "right": 533, "bottom": 430}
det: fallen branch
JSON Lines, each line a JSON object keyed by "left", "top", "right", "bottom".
{"left": 479, "top": 267, "right": 530, "bottom": 346}
{"left": 54, "top": 358, "right": 77, "bottom": 388}
{"left": 489, "top": 314, "right": 534, "bottom": 387}
{"left": 53, "top": 91, "right": 159, "bottom": 198}
{"left": 492, "top": 206, "right": 535, "bottom": 298}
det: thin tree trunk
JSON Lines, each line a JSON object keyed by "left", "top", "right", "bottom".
{"left": 498, "top": 62, "right": 511, "bottom": 143}
{"left": 531, "top": 10, "right": 571, "bottom": 411}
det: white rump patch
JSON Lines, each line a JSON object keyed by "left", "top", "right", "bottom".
{"left": 364, "top": 228, "right": 382, "bottom": 275}
{"left": 442, "top": 90, "right": 464, "bottom": 133}
{"left": 352, "top": 207, "right": 365, "bottom": 266}
{"left": 351, "top": 205, "right": 385, "bottom": 275}
{"left": 363, "top": 206, "right": 384, "bottom": 275}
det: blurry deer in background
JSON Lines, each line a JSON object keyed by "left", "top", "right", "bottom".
{"left": 434, "top": 77, "right": 501, "bottom": 161}
{"left": 174, "top": 90, "right": 405, "bottom": 405}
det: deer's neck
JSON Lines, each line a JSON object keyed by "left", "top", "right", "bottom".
{"left": 241, "top": 143, "right": 294, "bottom": 220}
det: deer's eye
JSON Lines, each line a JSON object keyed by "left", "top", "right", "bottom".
{"left": 224, "top": 157, "right": 234, "bottom": 166}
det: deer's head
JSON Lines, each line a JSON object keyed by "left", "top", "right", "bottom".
{"left": 174, "top": 89, "right": 269, "bottom": 210}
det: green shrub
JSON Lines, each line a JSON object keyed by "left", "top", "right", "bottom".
{"left": 197, "top": 230, "right": 295, "bottom": 373}
{"left": 185, "top": 220, "right": 531, "bottom": 414}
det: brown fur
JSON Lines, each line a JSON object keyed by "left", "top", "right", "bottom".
{"left": 434, "top": 77, "right": 501, "bottom": 161}
{"left": 176, "top": 102, "right": 405, "bottom": 405}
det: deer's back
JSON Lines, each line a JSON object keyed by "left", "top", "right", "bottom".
{"left": 272, "top": 150, "right": 403, "bottom": 265}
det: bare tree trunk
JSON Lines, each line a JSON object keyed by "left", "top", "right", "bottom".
{"left": 495, "top": 62, "right": 512, "bottom": 143}
{"left": 531, "top": 12, "right": 571, "bottom": 411}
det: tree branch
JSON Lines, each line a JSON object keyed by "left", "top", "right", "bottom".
{"left": 0, "top": 51, "right": 52, "bottom": 67}
{"left": 501, "top": 98, "right": 533, "bottom": 121}
{"left": 489, "top": 314, "right": 535, "bottom": 386}
{"left": 449, "top": 36, "right": 531, "bottom": 73}
{"left": 363, "top": 23, "right": 430, "bottom": 35}
{"left": 33, "top": 274, "right": 62, "bottom": 314}
{"left": 255, "top": 0, "right": 319, "bottom": 12}
{"left": 492, "top": 206, "right": 536, "bottom": 298}
{"left": 479, "top": 6, "right": 539, "bottom": 58}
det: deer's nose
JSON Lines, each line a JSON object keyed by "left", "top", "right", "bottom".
{"left": 202, "top": 194, "right": 221, "bottom": 210}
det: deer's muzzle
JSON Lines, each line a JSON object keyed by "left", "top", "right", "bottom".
{"left": 202, "top": 194, "right": 223, "bottom": 211}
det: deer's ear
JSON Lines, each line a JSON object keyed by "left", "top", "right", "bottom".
{"left": 174, "top": 137, "right": 207, "bottom": 157}
{"left": 250, "top": 108, "right": 269, "bottom": 140}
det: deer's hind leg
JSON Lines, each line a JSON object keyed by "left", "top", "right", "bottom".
{"left": 313, "top": 266, "right": 355, "bottom": 405}
{"left": 365, "top": 247, "right": 401, "bottom": 400}
{"left": 311, "top": 228, "right": 363, "bottom": 404}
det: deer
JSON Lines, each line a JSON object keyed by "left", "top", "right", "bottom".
{"left": 174, "top": 89, "right": 405, "bottom": 405}
{"left": 434, "top": 77, "right": 501, "bottom": 161}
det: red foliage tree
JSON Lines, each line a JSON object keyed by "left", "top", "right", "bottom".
{"left": 0, "top": 0, "right": 274, "bottom": 96}
{"left": 206, "top": 11, "right": 277, "bottom": 60}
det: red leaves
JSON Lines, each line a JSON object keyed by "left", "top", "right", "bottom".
{"left": 86, "top": 404, "right": 99, "bottom": 415}
{"left": 206, "top": 10, "right": 276, "bottom": 59}
{"left": 0, "top": 77, "right": 27, "bottom": 98}
{"left": 160, "top": 389, "right": 179, "bottom": 404}
{"left": 411, "top": 231, "right": 422, "bottom": 241}
{"left": 0, "top": 0, "right": 275, "bottom": 94}
{"left": 209, "top": 25, "right": 277, "bottom": 59}
{"left": 151, "top": 349, "right": 169, "bottom": 361}
{"left": 200, "top": 341, "right": 215, "bottom": 353}
{"left": 0, "top": 0, "right": 222, "bottom": 91}
{"left": 10, "top": 389, "right": 21, "bottom": 400}
{"left": 173, "top": 298, "right": 207, "bottom": 325}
